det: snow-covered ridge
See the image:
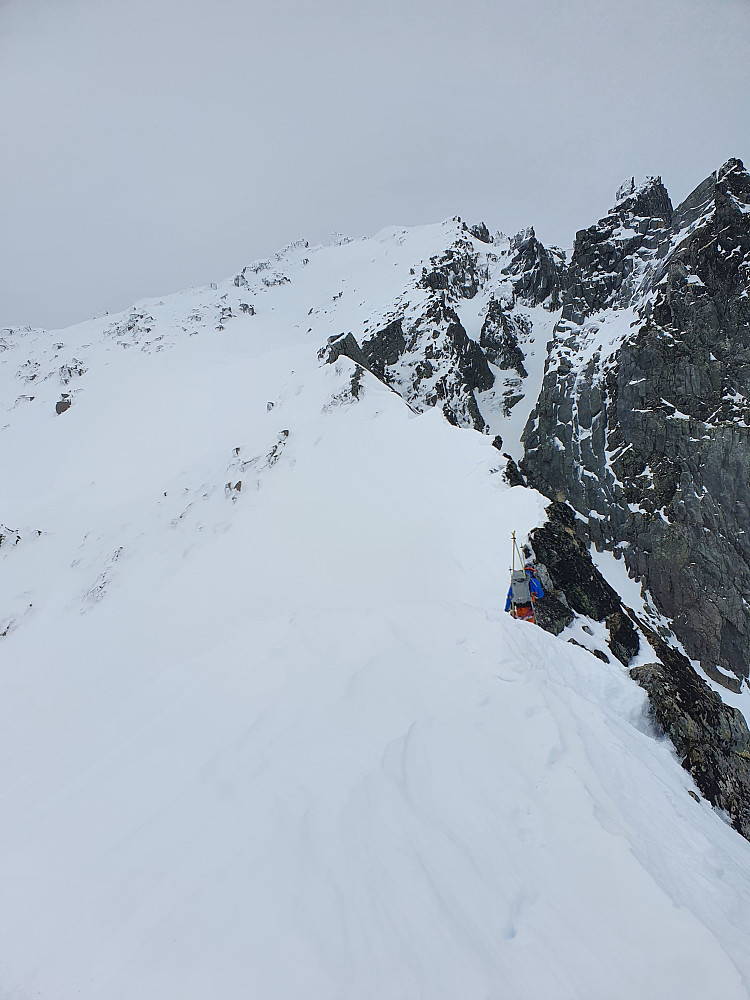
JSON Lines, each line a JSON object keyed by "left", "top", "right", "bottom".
{"left": 2, "top": 206, "right": 750, "bottom": 999}
{"left": 4, "top": 216, "right": 562, "bottom": 468}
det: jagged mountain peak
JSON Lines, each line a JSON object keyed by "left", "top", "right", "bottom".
{"left": 553, "top": 173, "right": 678, "bottom": 329}
{"left": 615, "top": 176, "right": 639, "bottom": 201}
{"left": 716, "top": 155, "right": 750, "bottom": 219}
{"left": 467, "top": 220, "right": 493, "bottom": 243}
{"left": 613, "top": 174, "right": 673, "bottom": 223}
{"left": 671, "top": 156, "right": 749, "bottom": 233}
{"left": 718, "top": 154, "right": 748, "bottom": 183}
{"left": 501, "top": 227, "right": 566, "bottom": 310}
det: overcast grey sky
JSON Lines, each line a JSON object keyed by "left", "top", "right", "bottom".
{"left": 2, "top": 0, "right": 748, "bottom": 330}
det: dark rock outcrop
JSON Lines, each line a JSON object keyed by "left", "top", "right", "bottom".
{"left": 419, "top": 237, "right": 481, "bottom": 300}
{"left": 479, "top": 299, "right": 528, "bottom": 377}
{"left": 360, "top": 320, "right": 407, "bottom": 380}
{"left": 531, "top": 503, "right": 623, "bottom": 621}
{"left": 502, "top": 454, "right": 526, "bottom": 488}
{"left": 528, "top": 502, "right": 640, "bottom": 666}
{"left": 502, "top": 228, "right": 566, "bottom": 308}
{"left": 468, "top": 221, "right": 492, "bottom": 244}
{"left": 366, "top": 299, "right": 494, "bottom": 430}
{"left": 607, "top": 609, "right": 641, "bottom": 667}
{"left": 325, "top": 332, "right": 366, "bottom": 368}
{"left": 631, "top": 641, "right": 750, "bottom": 840}
{"left": 561, "top": 176, "right": 673, "bottom": 326}
{"left": 533, "top": 594, "right": 575, "bottom": 636}
{"left": 523, "top": 159, "right": 750, "bottom": 683}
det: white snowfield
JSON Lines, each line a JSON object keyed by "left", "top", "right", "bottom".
{"left": 1, "top": 223, "right": 750, "bottom": 1000}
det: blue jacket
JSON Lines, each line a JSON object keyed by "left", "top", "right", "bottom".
{"left": 505, "top": 570, "right": 544, "bottom": 611}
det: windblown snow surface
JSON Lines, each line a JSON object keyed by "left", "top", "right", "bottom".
{"left": 2, "top": 224, "right": 750, "bottom": 999}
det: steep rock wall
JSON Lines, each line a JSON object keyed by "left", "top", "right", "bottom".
{"left": 522, "top": 159, "right": 750, "bottom": 684}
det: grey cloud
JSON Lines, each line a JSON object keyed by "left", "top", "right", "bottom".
{"left": 1, "top": 0, "right": 748, "bottom": 328}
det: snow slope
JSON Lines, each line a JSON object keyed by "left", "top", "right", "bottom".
{"left": 2, "top": 228, "right": 750, "bottom": 999}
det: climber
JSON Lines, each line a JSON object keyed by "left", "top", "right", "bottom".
{"left": 505, "top": 563, "right": 544, "bottom": 622}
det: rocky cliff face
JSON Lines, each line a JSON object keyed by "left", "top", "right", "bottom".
{"left": 327, "top": 221, "right": 564, "bottom": 435}
{"left": 527, "top": 501, "right": 750, "bottom": 841}
{"left": 522, "top": 159, "right": 750, "bottom": 688}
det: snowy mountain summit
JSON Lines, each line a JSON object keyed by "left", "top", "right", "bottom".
{"left": 2, "top": 161, "right": 750, "bottom": 1000}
